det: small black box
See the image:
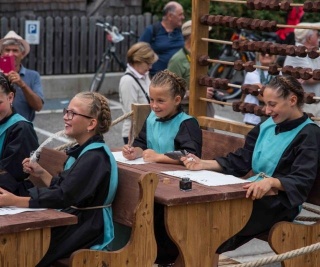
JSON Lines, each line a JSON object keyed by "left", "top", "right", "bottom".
{"left": 179, "top": 178, "right": 192, "bottom": 191}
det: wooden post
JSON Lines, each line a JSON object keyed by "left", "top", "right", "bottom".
{"left": 189, "top": 0, "right": 211, "bottom": 117}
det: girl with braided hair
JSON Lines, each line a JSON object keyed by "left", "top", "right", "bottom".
{"left": 0, "top": 92, "right": 118, "bottom": 266}
{"left": 182, "top": 75, "right": 320, "bottom": 257}
{"left": 0, "top": 72, "right": 38, "bottom": 195}
{"left": 123, "top": 70, "right": 202, "bottom": 266}
{"left": 122, "top": 69, "right": 202, "bottom": 163}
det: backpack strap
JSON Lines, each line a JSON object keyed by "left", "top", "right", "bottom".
{"left": 124, "top": 72, "right": 150, "bottom": 103}
{"left": 151, "top": 21, "right": 161, "bottom": 43}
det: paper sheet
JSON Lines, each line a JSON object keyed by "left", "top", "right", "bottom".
{"left": 0, "top": 207, "right": 47, "bottom": 216}
{"left": 112, "top": 151, "right": 149, "bottom": 165}
{"left": 161, "top": 170, "right": 248, "bottom": 186}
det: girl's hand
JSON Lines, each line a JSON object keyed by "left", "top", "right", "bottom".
{"left": 243, "top": 179, "right": 274, "bottom": 200}
{"left": 122, "top": 145, "right": 137, "bottom": 160}
{"left": 0, "top": 187, "right": 16, "bottom": 206}
{"left": 22, "top": 158, "right": 45, "bottom": 178}
{"left": 181, "top": 154, "right": 203, "bottom": 170}
{"left": 142, "top": 149, "right": 160, "bottom": 162}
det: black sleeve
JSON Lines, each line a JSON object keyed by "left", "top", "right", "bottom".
{"left": 132, "top": 121, "right": 148, "bottom": 150}
{"left": 174, "top": 118, "right": 202, "bottom": 157}
{"left": 276, "top": 124, "right": 320, "bottom": 208}
{"left": 216, "top": 124, "right": 260, "bottom": 177}
{"left": 0, "top": 122, "right": 39, "bottom": 192}
{"left": 29, "top": 148, "right": 111, "bottom": 209}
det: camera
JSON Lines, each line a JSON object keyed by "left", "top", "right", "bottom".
{"left": 212, "top": 90, "right": 226, "bottom": 102}
{"left": 179, "top": 178, "right": 192, "bottom": 191}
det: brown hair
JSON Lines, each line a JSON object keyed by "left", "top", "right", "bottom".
{"left": 127, "top": 42, "right": 158, "bottom": 65}
{"left": 75, "top": 92, "right": 112, "bottom": 134}
{"left": 150, "top": 69, "right": 186, "bottom": 100}
{"left": 0, "top": 72, "right": 15, "bottom": 95}
{"left": 265, "top": 75, "right": 304, "bottom": 108}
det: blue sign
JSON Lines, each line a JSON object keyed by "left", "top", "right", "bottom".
{"left": 25, "top": 20, "right": 40, "bottom": 44}
{"left": 27, "top": 24, "right": 38, "bottom": 34}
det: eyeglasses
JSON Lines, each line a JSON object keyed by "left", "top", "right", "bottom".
{"left": 63, "top": 108, "right": 93, "bottom": 120}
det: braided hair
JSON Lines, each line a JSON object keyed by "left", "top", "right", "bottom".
{"left": 266, "top": 75, "right": 304, "bottom": 109}
{"left": 0, "top": 72, "right": 15, "bottom": 95}
{"left": 75, "top": 92, "right": 112, "bottom": 134}
{"left": 150, "top": 69, "right": 187, "bottom": 100}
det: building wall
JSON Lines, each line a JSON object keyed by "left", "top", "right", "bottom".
{"left": 0, "top": 0, "right": 143, "bottom": 17}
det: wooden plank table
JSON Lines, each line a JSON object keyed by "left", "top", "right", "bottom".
{"left": 0, "top": 209, "right": 77, "bottom": 267}
{"left": 117, "top": 162, "right": 253, "bottom": 267}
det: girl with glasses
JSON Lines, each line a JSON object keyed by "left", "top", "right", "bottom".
{"left": 0, "top": 91, "right": 118, "bottom": 267}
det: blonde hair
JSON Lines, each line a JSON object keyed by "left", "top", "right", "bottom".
{"left": 127, "top": 42, "right": 158, "bottom": 65}
{"left": 75, "top": 92, "right": 112, "bottom": 134}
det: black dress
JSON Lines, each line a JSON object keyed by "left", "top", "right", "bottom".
{"left": 133, "top": 110, "right": 203, "bottom": 265}
{"left": 0, "top": 112, "right": 39, "bottom": 195}
{"left": 29, "top": 135, "right": 112, "bottom": 267}
{"left": 215, "top": 114, "right": 320, "bottom": 253}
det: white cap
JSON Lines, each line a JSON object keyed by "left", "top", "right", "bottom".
{"left": 294, "top": 22, "right": 320, "bottom": 43}
{"left": 0, "top": 30, "right": 30, "bottom": 56}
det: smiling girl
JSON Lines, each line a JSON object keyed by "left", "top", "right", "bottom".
{"left": 122, "top": 69, "right": 202, "bottom": 163}
{"left": 182, "top": 75, "right": 320, "bottom": 257}
{"left": 0, "top": 92, "right": 118, "bottom": 266}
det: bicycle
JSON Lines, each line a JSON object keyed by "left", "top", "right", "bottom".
{"left": 89, "top": 20, "right": 138, "bottom": 92}
{"left": 208, "top": 29, "right": 276, "bottom": 100}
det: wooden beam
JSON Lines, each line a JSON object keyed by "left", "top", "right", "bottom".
{"left": 197, "top": 116, "right": 253, "bottom": 136}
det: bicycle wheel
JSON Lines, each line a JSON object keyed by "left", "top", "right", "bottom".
{"left": 208, "top": 62, "right": 245, "bottom": 100}
{"left": 89, "top": 58, "right": 110, "bottom": 92}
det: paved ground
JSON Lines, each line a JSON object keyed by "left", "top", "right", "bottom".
{"left": 33, "top": 95, "right": 318, "bottom": 267}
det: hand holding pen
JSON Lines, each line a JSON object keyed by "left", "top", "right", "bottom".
{"left": 122, "top": 144, "right": 136, "bottom": 160}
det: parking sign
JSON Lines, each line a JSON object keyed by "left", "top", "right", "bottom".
{"left": 25, "top": 20, "right": 40, "bottom": 44}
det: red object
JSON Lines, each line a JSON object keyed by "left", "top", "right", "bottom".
{"left": 276, "top": 7, "right": 304, "bottom": 41}
{"left": 0, "top": 55, "right": 15, "bottom": 73}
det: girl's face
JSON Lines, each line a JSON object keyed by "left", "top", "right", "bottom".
{"left": 133, "top": 62, "right": 152, "bottom": 75}
{"left": 0, "top": 91, "right": 13, "bottom": 121}
{"left": 63, "top": 96, "right": 95, "bottom": 144}
{"left": 263, "top": 87, "right": 298, "bottom": 124}
{"left": 149, "top": 85, "right": 181, "bottom": 119}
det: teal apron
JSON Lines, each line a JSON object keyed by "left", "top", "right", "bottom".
{"left": 249, "top": 117, "right": 313, "bottom": 181}
{"left": 0, "top": 114, "right": 28, "bottom": 157}
{"left": 65, "top": 142, "right": 118, "bottom": 250}
{"left": 146, "top": 111, "right": 192, "bottom": 153}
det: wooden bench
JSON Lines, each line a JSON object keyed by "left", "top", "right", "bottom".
{"left": 201, "top": 129, "right": 245, "bottom": 160}
{"left": 35, "top": 147, "right": 158, "bottom": 267}
{"left": 267, "top": 172, "right": 320, "bottom": 267}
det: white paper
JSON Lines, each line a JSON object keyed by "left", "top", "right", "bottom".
{"left": 0, "top": 206, "right": 47, "bottom": 216}
{"left": 161, "top": 170, "right": 248, "bottom": 186}
{"left": 112, "top": 151, "right": 149, "bottom": 165}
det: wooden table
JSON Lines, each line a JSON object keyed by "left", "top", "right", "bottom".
{"left": 118, "top": 162, "right": 253, "bottom": 267}
{"left": 0, "top": 209, "right": 77, "bottom": 267}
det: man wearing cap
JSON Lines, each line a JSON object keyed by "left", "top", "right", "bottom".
{"left": 139, "top": 1, "right": 184, "bottom": 77}
{"left": 0, "top": 31, "right": 44, "bottom": 121}
{"left": 284, "top": 22, "right": 320, "bottom": 119}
